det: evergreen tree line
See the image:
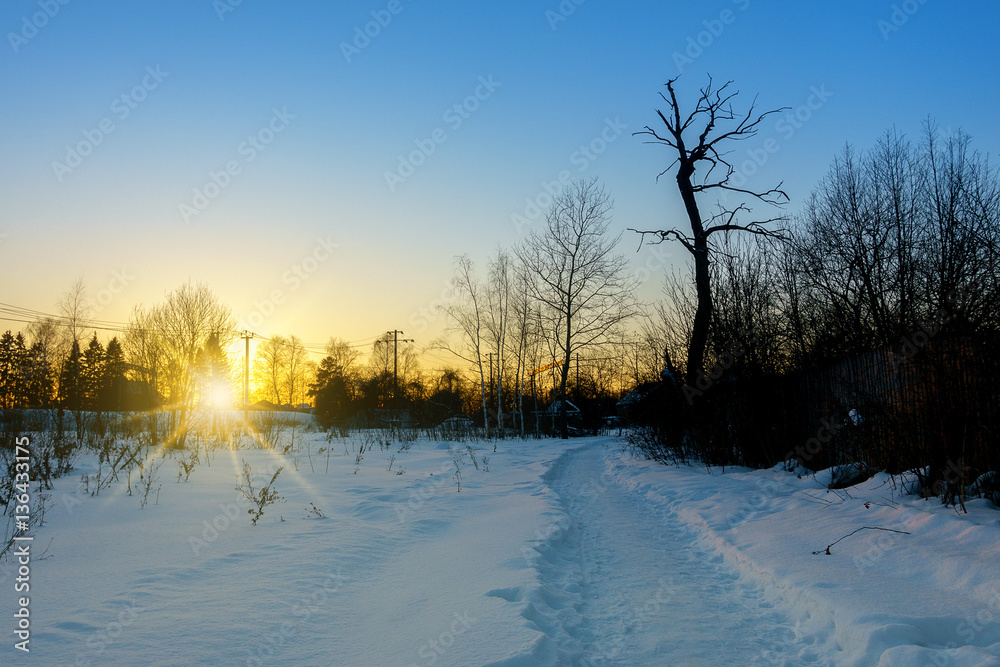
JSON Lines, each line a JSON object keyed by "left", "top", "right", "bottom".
{"left": 0, "top": 330, "right": 137, "bottom": 412}
{"left": 0, "top": 331, "right": 53, "bottom": 409}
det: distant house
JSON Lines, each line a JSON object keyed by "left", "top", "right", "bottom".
{"left": 546, "top": 399, "right": 581, "bottom": 417}
{"left": 366, "top": 408, "right": 414, "bottom": 428}
{"left": 534, "top": 399, "right": 582, "bottom": 433}
{"left": 615, "top": 382, "right": 662, "bottom": 426}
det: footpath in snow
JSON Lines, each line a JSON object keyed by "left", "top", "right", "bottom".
{"left": 494, "top": 441, "right": 823, "bottom": 665}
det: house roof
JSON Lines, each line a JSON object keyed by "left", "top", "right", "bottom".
{"left": 546, "top": 399, "right": 580, "bottom": 414}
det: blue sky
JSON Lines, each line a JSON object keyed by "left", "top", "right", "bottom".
{"left": 1, "top": 0, "right": 998, "bottom": 357}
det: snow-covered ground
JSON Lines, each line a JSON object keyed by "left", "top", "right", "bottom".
{"left": 2, "top": 431, "right": 999, "bottom": 665}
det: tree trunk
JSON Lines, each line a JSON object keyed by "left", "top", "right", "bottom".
{"left": 689, "top": 235, "right": 713, "bottom": 386}
{"left": 677, "top": 160, "right": 711, "bottom": 385}
{"left": 558, "top": 359, "right": 570, "bottom": 439}
{"left": 559, "top": 313, "right": 572, "bottom": 439}
{"left": 478, "top": 362, "right": 489, "bottom": 439}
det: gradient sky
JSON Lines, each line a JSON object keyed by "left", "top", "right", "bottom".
{"left": 2, "top": 0, "right": 998, "bottom": 363}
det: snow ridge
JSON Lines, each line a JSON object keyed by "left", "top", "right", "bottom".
{"left": 605, "top": 444, "right": 1000, "bottom": 666}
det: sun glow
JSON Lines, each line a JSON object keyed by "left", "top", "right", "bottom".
{"left": 208, "top": 384, "right": 235, "bottom": 411}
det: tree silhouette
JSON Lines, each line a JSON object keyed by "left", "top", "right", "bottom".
{"left": 517, "top": 178, "right": 638, "bottom": 438}
{"left": 58, "top": 340, "right": 83, "bottom": 410}
{"left": 633, "top": 76, "right": 788, "bottom": 384}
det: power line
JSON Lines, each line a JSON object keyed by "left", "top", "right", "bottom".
{"left": 386, "top": 330, "right": 414, "bottom": 409}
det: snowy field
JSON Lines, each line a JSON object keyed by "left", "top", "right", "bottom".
{"left": 2, "top": 430, "right": 999, "bottom": 666}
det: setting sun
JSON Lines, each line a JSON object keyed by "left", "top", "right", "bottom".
{"left": 207, "top": 383, "right": 235, "bottom": 412}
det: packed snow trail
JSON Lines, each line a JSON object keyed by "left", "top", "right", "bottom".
{"left": 510, "top": 441, "right": 825, "bottom": 665}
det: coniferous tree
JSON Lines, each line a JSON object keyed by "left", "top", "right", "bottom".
{"left": 309, "top": 357, "right": 353, "bottom": 429}
{"left": 12, "top": 333, "right": 29, "bottom": 408}
{"left": 101, "top": 337, "right": 127, "bottom": 411}
{"left": 81, "top": 334, "right": 106, "bottom": 410}
{"left": 0, "top": 331, "right": 17, "bottom": 408}
{"left": 58, "top": 340, "right": 84, "bottom": 410}
{"left": 25, "top": 341, "right": 54, "bottom": 408}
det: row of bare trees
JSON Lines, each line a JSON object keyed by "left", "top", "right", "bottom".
{"left": 436, "top": 178, "right": 641, "bottom": 438}
{"left": 647, "top": 121, "right": 1000, "bottom": 383}
{"left": 632, "top": 75, "right": 1000, "bottom": 499}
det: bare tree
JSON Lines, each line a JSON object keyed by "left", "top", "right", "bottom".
{"left": 632, "top": 76, "right": 788, "bottom": 384}
{"left": 791, "top": 135, "right": 920, "bottom": 355}
{"left": 127, "top": 282, "right": 236, "bottom": 447}
{"left": 485, "top": 248, "right": 512, "bottom": 432}
{"left": 917, "top": 121, "right": 1000, "bottom": 334}
{"left": 709, "top": 233, "right": 788, "bottom": 378}
{"left": 516, "top": 178, "right": 639, "bottom": 438}
{"left": 788, "top": 122, "right": 1000, "bottom": 362}
{"left": 325, "top": 337, "right": 361, "bottom": 381}
{"left": 643, "top": 268, "right": 697, "bottom": 381}
{"left": 253, "top": 337, "right": 287, "bottom": 406}
{"left": 122, "top": 305, "right": 163, "bottom": 406}
{"left": 284, "top": 335, "right": 313, "bottom": 407}
{"left": 253, "top": 335, "right": 314, "bottom": 407}
{"left": 434, "top": 255, "right": 491, "bottom": 435}
{"left": 508, "top": 262, "right": 543, "bottom": 436}
{"left": 58, "top": 277, "right": 93, "bottom": 347}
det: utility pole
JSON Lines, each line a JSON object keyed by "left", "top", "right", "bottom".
{"left": 386, "top": 330, "right": 413, "bottom": 414}
{"left": 531, "top": 371, "right": 538, "bottom": 436}
{"left": 241, "top": 331, "right": 255, "bottom": 425}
